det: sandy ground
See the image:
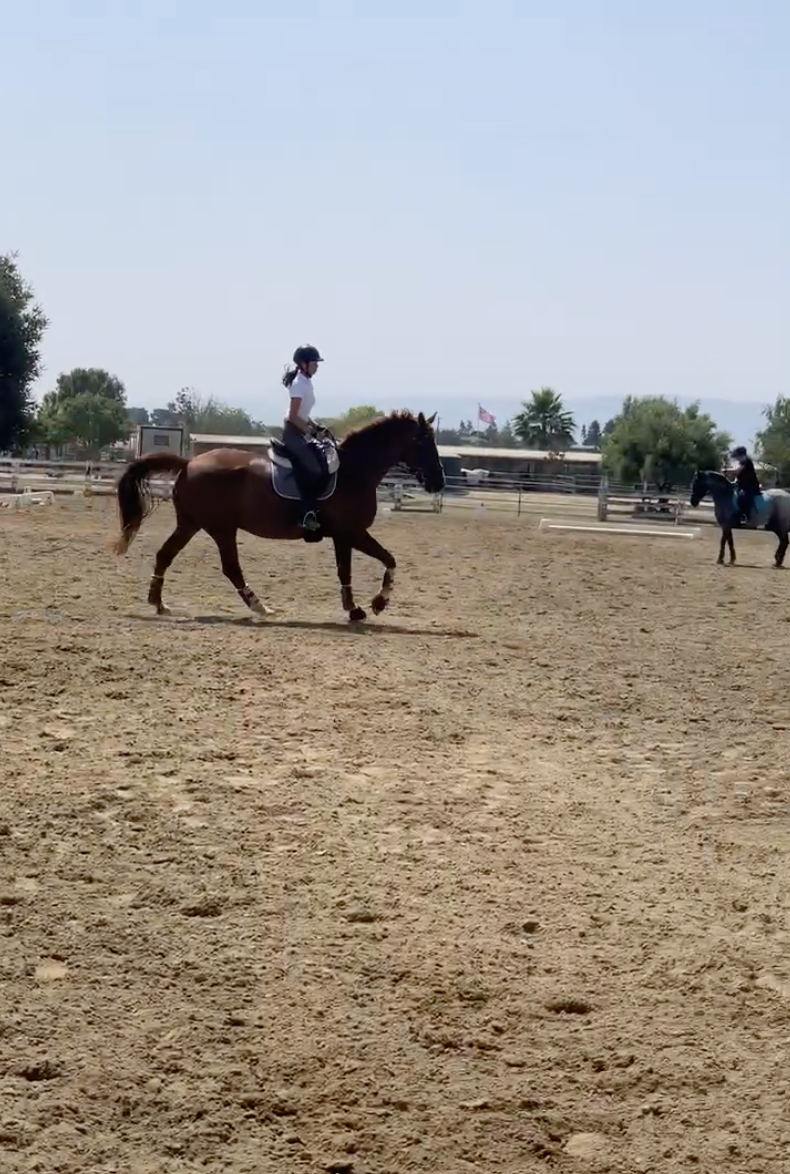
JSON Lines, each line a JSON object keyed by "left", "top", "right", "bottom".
{"left": 1, "top": 498, "right": 789, "bottom": 1174}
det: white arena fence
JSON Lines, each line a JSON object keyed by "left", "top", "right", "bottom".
{"left": 0, "top": 460, "right": 172, "bottom": 502}
{"left": 596, "top": 476, "right": 717, "bottom": 527}
{"left": 0, "top": 459, "right": 720, "bottom": 526}
{"left": 377, "top": 473, "right": 720, "bottom": 526}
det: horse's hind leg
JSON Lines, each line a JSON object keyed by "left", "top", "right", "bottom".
{"left": 211, "top": 528, "right": 275, "bottom": 616}
{"left": 148, "top": 523, "right": 199, "bottom": 614}
{"left": 775, "top": 531, "right": 788, "bottom": 568}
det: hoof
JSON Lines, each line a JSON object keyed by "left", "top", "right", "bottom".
{"left": 154, "top": 603, "right": 171, "bottom": 616}
{"left": 371, "top": 594, "right": 389, "bottom": 615}
{"left": 349, "top": 607, "right": 367, "bottom": 623}
{"left": 251, "top": 602, "right": 276, "bottom": 616}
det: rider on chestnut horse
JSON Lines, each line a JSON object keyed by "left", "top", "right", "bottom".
{"left": 280, "top": 344, "right": 329, "bottom": 540}
{"left": 112, "top": 385, "right": 446, "bottom": 622}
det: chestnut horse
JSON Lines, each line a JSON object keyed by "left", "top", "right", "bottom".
{"left": 112, "top": 410, "right": 445, "bottom": 622}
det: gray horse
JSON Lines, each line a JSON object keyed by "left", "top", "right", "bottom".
{"left": 689, "top": 469, "right": 790, "bottom": 568}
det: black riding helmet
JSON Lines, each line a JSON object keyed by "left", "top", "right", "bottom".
{"left": 731, "top": 445, "right": 748, "bottom": 461}
{"left": 293, "top": 344, "right": 324, "bottom": 365}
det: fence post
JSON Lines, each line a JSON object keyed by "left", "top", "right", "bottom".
{"left": 517, "top": 487, "right": 522, "bottom": 516}
{"left": 597, "top": 475, "right": 608, "bottom": 522}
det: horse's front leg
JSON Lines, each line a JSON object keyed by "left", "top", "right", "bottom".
{"left": 775, "top": 530, "right": 788, "bottom": 569}
{"left": 351, "top": 531, "right": 397, "bottom": 616}
{"left": 333, "top": 537, "right": 367, "bottom": 622}
{"left": 718, "top": 529, "right": 727, "bottom": 565}
{"left": 719, "top": 527, "right": 735, "bottom": 565}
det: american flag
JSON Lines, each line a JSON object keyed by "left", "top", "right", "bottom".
{"left": 478, "top": 404, "right": 496, "bottom": 426}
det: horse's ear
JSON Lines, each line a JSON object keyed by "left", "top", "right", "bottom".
{"left": 426, "top": 412, "right": 437, "bottom": 425}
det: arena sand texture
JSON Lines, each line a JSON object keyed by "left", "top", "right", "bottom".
{"left": 1, "top": 499, "right": 789, "bottom": 1174}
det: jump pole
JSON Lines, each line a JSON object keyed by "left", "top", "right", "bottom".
{"left": 539, "top": 519, "right": 700, "bottom": 540}
{"left": 3, "top": 489, "right": 56, "bottom": 511}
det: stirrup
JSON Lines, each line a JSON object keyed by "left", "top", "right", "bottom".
{"left": 300, "top": 510, "right": 320, "bottom": 532}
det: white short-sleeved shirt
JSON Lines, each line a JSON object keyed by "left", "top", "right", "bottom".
{"left": 287, "top": 371, "right": 315, "bottom": 424}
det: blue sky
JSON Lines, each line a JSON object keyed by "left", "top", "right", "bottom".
{"left": 3, "top": 1, "right": 788, "bottom": 428}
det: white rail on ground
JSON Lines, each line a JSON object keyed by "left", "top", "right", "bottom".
{"left": 539, "top": 519, "right": 701, "bottom": 539}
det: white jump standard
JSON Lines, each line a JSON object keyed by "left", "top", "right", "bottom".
{"left": 2, "top": 489, "right": 55, "bottom": 511}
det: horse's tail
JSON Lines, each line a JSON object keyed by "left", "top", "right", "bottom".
{"left": 112, "top": 452, "right": 189, "bottom": 555}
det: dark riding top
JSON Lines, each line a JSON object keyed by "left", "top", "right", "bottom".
{"left": 735, "top": 456, "right": 760, "bottom": 497}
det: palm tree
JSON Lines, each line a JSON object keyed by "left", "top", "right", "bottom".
{"left": 512, "top": 388, "right": 576, "bottom": 449}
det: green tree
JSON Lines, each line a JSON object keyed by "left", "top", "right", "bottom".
{"left": 37, "top": 366, "right": 131, "bottom": 455}
{"left": 436, "top": 419, "right": 520, "bottom": 448}
{"left": 337, "top": 404, "right": 384, "bottom": 430}
{"left": 436, "top": 424, "right": 462, "bottom": 445}
{"left": 755, "top": 396, "right": 790, "bottom": 485}
{"left": 150, "top": 407, "right": 181, "bottom": 428}
{"left": 166, "top": 387, "right": 262, "bottom": 435}
{"left": 127, "top": 406, "right": 150, "bottom": 426}
{"left": 321, "top": 404, "right": 385, "bottom": 437}
{"left": 481, "top": 420, "right": 520, "bottom": 448}
{"left": 602, "top": 396, "right": 731, "bottom": 486}
{"left": 53, "top": 367, "right": 126, "bottom": 404}
{"left": 512, "top": 388, "right": 576, "bottom": 449}
{"left": 585, "top": 419, "right": 602, "bottom": 448}
{"left": 494, "top": 421, "right": 519, "bottom": 448}
{"left": 44, "top": 393, "right": 130, "bottom": 454}
{"left": 0, "top": 252, "right": 49, "bottom": 451}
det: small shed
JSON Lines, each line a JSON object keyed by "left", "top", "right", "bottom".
{"left": 137, "top": 425, "right": 184, "bottom": 458}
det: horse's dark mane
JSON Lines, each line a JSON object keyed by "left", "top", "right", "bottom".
{"left": 339, "top": 410, "right": 418, "bottom": 452}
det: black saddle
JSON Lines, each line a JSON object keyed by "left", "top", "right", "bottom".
{"left": 268, "top": 434, "right": 340, "bottom": 505}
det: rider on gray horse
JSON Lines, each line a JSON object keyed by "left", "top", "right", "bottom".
{"left": 730, "top": 445, "right": 761, "bottom": 523}
{"left": 281, "top": 344, "right": 329, "bottom": 540}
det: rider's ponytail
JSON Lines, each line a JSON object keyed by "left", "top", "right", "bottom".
{"left": 282, "top": 365, "right": 298, "bottom": 390}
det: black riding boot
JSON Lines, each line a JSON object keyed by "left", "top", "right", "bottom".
{"left": 299, "top": 498, "right": 322, "bottom": 542}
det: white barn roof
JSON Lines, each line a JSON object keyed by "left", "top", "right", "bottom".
{"left": 190, "top": 434, "right": 271, "bottom": 447}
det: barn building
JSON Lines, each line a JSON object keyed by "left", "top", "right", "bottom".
{"left": 438, "top": 445, "right": 602, "bottom": 483}
{"left": 190, "top": 434, "right": 273, "bottom": 459}
{"left": 188, "top": 433, "right": 603, "bottom": 489}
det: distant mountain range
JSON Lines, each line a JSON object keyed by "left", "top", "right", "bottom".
{"left": 566, "top": 396, "right": 768, "bottom": 448}
{"left": 431, "top": 395, "right": 770, "bottom": 449}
